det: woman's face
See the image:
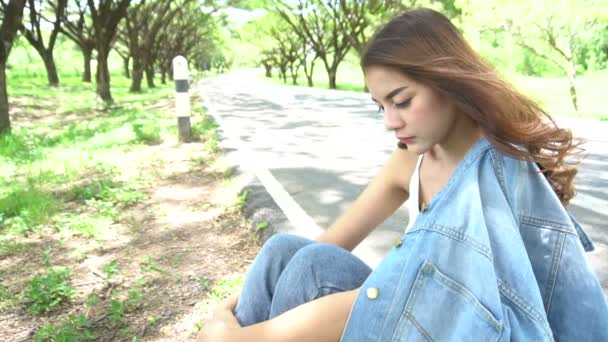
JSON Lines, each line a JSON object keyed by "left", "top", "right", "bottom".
{"left": 365, "top": 65, "right": 458, "bottom": 155}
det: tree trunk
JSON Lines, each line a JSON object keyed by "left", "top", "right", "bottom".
{"left": 0, "top": 60, "right": 10, "bottom": 134}
{"left": 567, "top": 58, "right": 579, "bottom": 112}
{"left": 327, "top": 68, "right": 337, "bottom": 89}
{"left": 290, "top": 65, "right": 298, "bottom": 85}
{"left": 130, "top": 58, "right": 144, "bottom": 92}
{"left": 123, "top": 56, "right": 130, "bottom": 79}
{"left": 41, "top": 50, "right": 60, "bottom": 87}
{"left": 96, "top": 45, "right": 113, "bottom": 103}
{"left": 145, "top": 64, "right": 155, "bottom": 88}
{"left": 82, "top": 46, "right": 92, "bottom": 82}
{"left": 264, "top": 64, "right": 272, "bottom": 77}
{"left": 303, "top": 57, "right": 315, "bottom": 87}
{"left": 160, "top": 71, "right": 166, "bottom": 84}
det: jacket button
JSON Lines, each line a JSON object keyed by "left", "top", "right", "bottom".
{"left": 366, "top": 287, "right": 379, "bottom": 300}
{"left": 394, "top": 239, "right": 402, "bottom": 247}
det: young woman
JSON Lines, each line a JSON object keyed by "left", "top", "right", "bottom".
{"left": 197, "top": 8, "right": 608, "bottom": 341}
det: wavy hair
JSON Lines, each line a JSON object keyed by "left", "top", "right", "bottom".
{"left": 361, "top": 8, "right": 582, "bottom": 205}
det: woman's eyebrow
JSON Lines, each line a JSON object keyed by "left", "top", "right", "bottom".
{"left": 371, "top": 86, "right": 408, "bottom": 103}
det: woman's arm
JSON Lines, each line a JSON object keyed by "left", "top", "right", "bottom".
{"left": 215, "top": 288, "right": 359, "bottom": 342}
{"left": 316, "top": 148, "right": 416, "bottom": 251}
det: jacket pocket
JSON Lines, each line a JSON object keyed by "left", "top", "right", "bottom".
{"left": 391, "top": 261, "right": 503, "bottom": 342}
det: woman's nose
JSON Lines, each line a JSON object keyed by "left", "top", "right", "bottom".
{"left": 384, "top": 108, "right": 404, "bottom": 131}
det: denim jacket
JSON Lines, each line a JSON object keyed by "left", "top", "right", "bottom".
{"left": 340, "top": 138, "right": 608, "bottom": 341}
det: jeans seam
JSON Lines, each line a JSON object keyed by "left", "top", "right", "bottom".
{"left": 404, "top": 312, "right": 435, "bottom": 342}
{"left": 545, "top": 232, "right": 565, "bottom": 317}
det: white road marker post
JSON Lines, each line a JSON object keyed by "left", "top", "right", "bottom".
{"left": 173, "top": 55, "right": 192, "bottom": 143}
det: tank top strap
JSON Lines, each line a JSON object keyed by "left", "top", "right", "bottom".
{"left": 405, "top": 154, "right": 424, "bottom": 231}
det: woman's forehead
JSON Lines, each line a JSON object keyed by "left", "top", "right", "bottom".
{"left": 365, "top": 66, "right": 413, "bottom": 83}
{"left": 365, "top": 66, "right": 415, "bottom": 95}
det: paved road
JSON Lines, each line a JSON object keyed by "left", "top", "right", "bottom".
{"left": 198, "top": 71, "right": 608, "bottom": 293}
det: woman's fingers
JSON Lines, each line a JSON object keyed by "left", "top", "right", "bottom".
{"left": 219, "top": 292, "right": 240, "bottom": 312}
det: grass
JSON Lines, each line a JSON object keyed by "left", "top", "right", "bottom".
{"left": 0, "top": 69, "right": 179, "bottom": 239}
{"left": 208, "top": 275, "right": 244, "bottom": 301}
{"left": 265, "top": 55, "right": 608, "bottom": 120}
{"left": 0, "top": 283, "right": 19, "bottom": 313}
{"left": 4, "top": 43, "right": 226, "bottom": 341}
{"left": 34, "top": 314, "right": 96, "bottom": 341}
{"left": 25, "top": 266, "right": 78, "bottom": 313}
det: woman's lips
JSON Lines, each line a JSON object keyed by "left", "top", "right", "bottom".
{"left": 398, "top": 136, "right": 415, "bottom": 144}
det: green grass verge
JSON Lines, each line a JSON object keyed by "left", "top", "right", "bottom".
{"left": 1, "top": 72, "right": 217, "bottom": 239}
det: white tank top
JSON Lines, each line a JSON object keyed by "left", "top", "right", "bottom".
{"left": 405, "top": 154, "right": 424, "bottom": 232}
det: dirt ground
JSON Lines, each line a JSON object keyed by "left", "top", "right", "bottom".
{"left": 0, "top": 96, "right": 261, "bottom": 341}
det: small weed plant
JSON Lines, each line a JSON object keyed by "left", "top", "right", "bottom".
{"left": 25, "top": 266, "right": 77, "bottom": 313}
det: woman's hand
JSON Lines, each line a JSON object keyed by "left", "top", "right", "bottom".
{"left": 196, "top": 292, "right": 241, "bottom": 342}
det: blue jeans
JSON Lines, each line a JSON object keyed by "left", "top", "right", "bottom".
{"left": 235, "top": 233, "right": 372, "bottom": 326}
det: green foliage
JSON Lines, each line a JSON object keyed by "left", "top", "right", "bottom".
{"left": 86, "top": 198, "right": 119, "bottom": 220}
{"left": 34, "top": 314, "right": 96, "bottom": 342}
{"left": 235, "top": 189, "right": 249, "bottom": 210}
{"left": 131, "top": 122, "right": 163, "bottom": 145}
{"left": 140, "top": 256, "right": 166, "bottom": 274}
{"left": 109, "top": 299, "right": 126, "bottom": 325}
{"left": 25, "top": 267, "right": 77, "bottom": 313}
{"left": 85, "top": 293, "right": 100, "bottom": 309}
{"left": 204, "top": 136, "right": 219, "bottom": 153}
{"left": 223, "top": 166, "right": 236, "bottom": 179}
{"left": 125, "top": 289, "right": 144, "bottom": 309}
{"left": 192, "top": 113, "right": 220, "bottom": 153}
{"left": 256, "top": 221, "right": 269, "bottom": 232}
{"left": 67, "top": 174, "right": 144, "bottom": 211}
{"left": 208, "top": 275, "right": 244, "bottom": 301}
{"left": 0, "top": 131, "right": 47, "bottom": 164}
{"left": 67, "top": 177, "right": 120, "bottom": 203}
{"left": 55, "top": 213, "right": 113, "bottom": 238}
{"left": 190, "top": 156, "right": 207, "bottom": 166}
{"left": 102, "top": 260, "right": 122, "bottom": 281}
{"left": 199, "top": 275, "right": 211, "bottom": 291}
{"left": 192, "top": 113, "right": 218, "bottom": 136}
{"left": 0, "top": 185, "right": 59, "bottom": 233}
{"left": 0, "top": 239, "right": 27, "bottom": 257}
{"left": 0, "top": 283, "right": 19, "bottom": 313}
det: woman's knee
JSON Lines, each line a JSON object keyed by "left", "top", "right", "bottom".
{"left": 286, "top": 243, "right": 372, "bottom": 287}
{"left": 257, "top": 233, "right": 315, "bottom": 263}
{"left": 261, "top": 233, "right": 314, "bottom": 255}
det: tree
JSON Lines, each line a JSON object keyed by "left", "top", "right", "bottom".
{"left": 20, "top": 0, "right": 67, "bottom": 86}
{"left": 57, "top": 0, "right": 96, "bottom": 82}
{"left": 462, "top": 0, "right": 606, "bottom": 112}
{"left": 275, "top": 0, "right": 353, "bottom": 89}
{"left": 155, "top": 3, "right": 216, "bottom": 83}
{"left": 121, "top": 0, "right": 188, "bottom": 92}
{"left": 0, "top": 0, "right": 27, "bottom": 134}
{"left": 274, "top": 0, "right": 404, "bottom": 89}
{"left": 88, "top": 0, "right": 130, "bottom": 103}
{"left": 270, "top": 23, "right": 302, "bottom": 85}
{"left": 113, "top": 42, "right": 130, "bottom": 78}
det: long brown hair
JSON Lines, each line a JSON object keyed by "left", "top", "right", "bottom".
{"left": 361, "top": 8, "right": 582, "bottom": 205}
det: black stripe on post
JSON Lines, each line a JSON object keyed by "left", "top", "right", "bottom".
{"left": 175, "top": 79, "right": 189, "bottom": 92}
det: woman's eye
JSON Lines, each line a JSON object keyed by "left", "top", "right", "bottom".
{"left": 395, "top": 99, "right": 412, "bottom": 108}
{"left": 377, "top": 105, "right": 385, "bottom": 113}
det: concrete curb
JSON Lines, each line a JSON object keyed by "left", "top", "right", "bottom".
{"left": 196, "top": 79, "right": 323, "bottom": 244}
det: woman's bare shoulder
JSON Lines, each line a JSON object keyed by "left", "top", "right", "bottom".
{"left": 383, "top": 147, "right": 420, "bottom": 195}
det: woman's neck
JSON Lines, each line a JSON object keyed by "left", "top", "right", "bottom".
{"left": 426, "top": 114, "right": 482, "bottom": 168}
